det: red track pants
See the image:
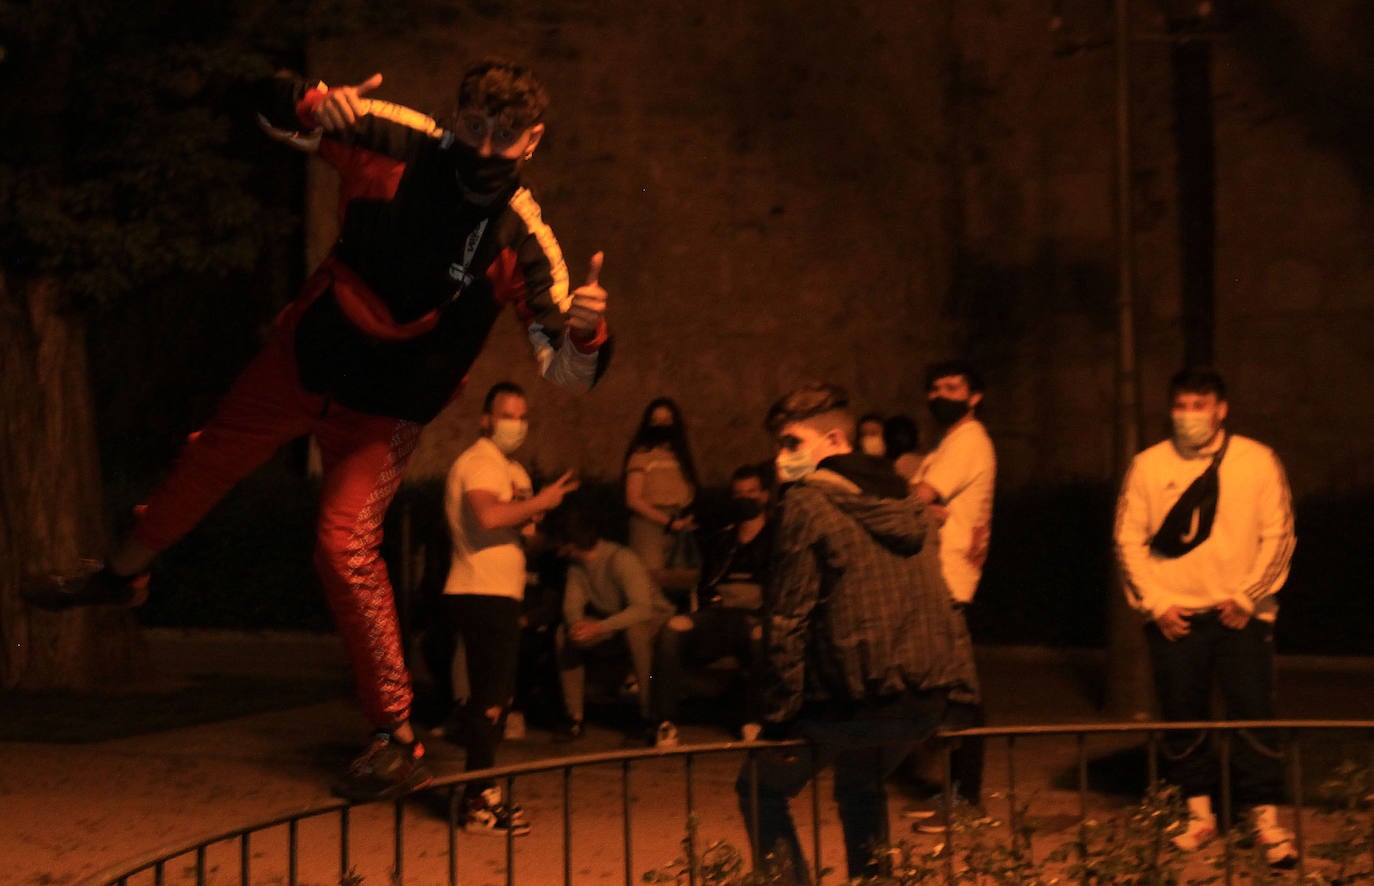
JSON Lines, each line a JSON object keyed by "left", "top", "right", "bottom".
{"left": 132, "top": 306, "right": 421, "bottom": 729}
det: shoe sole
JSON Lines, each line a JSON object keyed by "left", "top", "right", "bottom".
{"left": 331, "top": 769, "right": 433, "bottom": 804}
{"left": 462, "top": 824, "right": 531, "bottom": 837}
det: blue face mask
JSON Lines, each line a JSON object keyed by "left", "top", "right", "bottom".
{"left": 775, "top": 447, "right": 817, "bottom": 483}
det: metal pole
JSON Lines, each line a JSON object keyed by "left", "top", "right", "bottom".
{"left": 1106, "top": 0, "right": 1152, "bottom": 722}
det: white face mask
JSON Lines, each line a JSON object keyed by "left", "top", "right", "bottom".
{"left": 775, "top": 447, "right": 817, "bottom": 483}
{"left": 490, "top": 418, "right": 528, "bottom": 454}
{"left": 859, "top": 435, "right": 885, "bottom": 457}
{"left": 1172, "top": 411, "right": 1218, "bottom": 450}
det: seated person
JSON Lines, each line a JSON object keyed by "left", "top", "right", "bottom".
{"left": 548, "top": 506, "right": 683, "bottom": 748}
{"left": 680, "top": 462, "right": 774, "bottom": 739}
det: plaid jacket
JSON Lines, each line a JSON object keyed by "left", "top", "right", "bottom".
{"left": 762, "top": 466, "right": 979, "bottom": 722}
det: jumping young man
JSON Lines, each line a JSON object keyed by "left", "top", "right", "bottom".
{"left": 25, "top": 59, "right": 611, "bottom": 803}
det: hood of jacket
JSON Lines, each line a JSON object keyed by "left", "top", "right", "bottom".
{"left": 799, "top": 453, "right": 927, "bottom": 557}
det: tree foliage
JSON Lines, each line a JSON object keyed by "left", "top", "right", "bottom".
{"left": 0, "top": 0, "right": 319, "bottom": 311}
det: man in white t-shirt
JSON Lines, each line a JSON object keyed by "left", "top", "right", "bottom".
{"left": 441, "top": 381, "right": 578, "bottom": 836}
{"left": 908, "top": 360, "right": 996, "bottom": 829}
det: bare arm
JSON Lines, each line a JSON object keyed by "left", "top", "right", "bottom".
{"left": 465, "top": 471, "right": 579, "bottom": 532}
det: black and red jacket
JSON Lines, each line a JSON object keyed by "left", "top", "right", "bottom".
{"left": 258, "top": 75, "right": 607, "bottom": 423}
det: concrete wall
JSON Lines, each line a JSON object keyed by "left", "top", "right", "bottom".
{"left": 304, "top": 0, "right": 1374, "bottom": 505}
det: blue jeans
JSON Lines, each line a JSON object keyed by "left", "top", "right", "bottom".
{"left": 736, "top": 691, "right": 946, "bottom": 882}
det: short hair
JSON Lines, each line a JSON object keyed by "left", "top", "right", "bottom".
{"left": 882, "top": 414, "right": 920, "bottom": 457}
{"left": 481, "top": 381, "right": 525, "bottom": 414}
{"left": 543, "top": 503, "right": 600, "bottom": 552}
{"left": 456, "top": 57, "right": 549, "bottom": 129}
{"left": 1168, "top": 366, "right": 1227, "bottom": 401}
{"left": 857, "top": 412, "right": 885, "bottom": 431}
{"left": 766, "top": 382, "right": 855, "bottom": 442}
{"left": 730, "top": 461, "right": 773, "bottom": 492}
{"left": 925, "top": 359, "right": 985, "bottom": 394}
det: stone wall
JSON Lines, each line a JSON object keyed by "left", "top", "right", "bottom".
{"left": 304, "top": 0, "right": 1374, "bottom": 508}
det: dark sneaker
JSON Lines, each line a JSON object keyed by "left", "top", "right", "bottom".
{"left": 331, "top": 732, "right": 432, "bottom": 803}
{"left": 551, "top": 718, "right": 584, "bottom": 743}
{"left": 21, "top": 562, "right": 150, "bottom": 611}
{"left": 462, "top": 786, "right": 531, "bottom": 836}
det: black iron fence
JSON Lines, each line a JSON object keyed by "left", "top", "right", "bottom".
{"left": 80, "top": 720, "right": 1374, "bottom": 886}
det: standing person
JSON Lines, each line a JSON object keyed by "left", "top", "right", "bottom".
{"left": 623, "top": 398, "right": 699, "bottom": 591}
{"left": 439, "top": 382, "right": 577, "bottom": 835}
{"left": 905, "top": 359, "right": 997, "bottom": 830}
{"left": 549, "top": 508, "right": 683, "bottom": 748}
{"left": 856, "top": 412, "right": 887, "bottom": 457}
{"left": 24, "top": 59, "right": 611, "bottom": 803}
{"left": 737, "top": 383, "right": 975, "bottom": 883}
{"left": 1115, "top": 367, "right": 1298, "bottom": 866}
{"left": 689, "top": 462, "right": 775, "bottom": 740}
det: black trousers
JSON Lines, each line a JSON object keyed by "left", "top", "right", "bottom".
{"left": 1146, "top": 610, "right": 1284, "bottom": 807}
{"left": 436, "top": 594, "right": 521, "bottom": 796}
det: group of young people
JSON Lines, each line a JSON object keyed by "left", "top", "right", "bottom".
{"left": 21, "top": 54, "right": 1301, "bottom": 879}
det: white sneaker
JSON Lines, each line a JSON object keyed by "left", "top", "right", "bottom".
{"left": 462, "top": 786, "right": 529, "bottom": 836}
{"left": 503, "top": 710, "right": 526, "bottom": 741}
{"left": 1172, "top": 814, "right": 1218, "bottom": 851}
{"left": 1252, "top": 805, "right": 1299, "bottom": 868}
{"left": 655, "top": 721, "right": 680, "bottom": 749}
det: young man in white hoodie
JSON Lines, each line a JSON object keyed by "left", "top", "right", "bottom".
{"left": 1115, "top": 367, "right": 1297, "bottom": 867}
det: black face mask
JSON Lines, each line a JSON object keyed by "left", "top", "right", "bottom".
{"left": 451, "top": 139, "right": 520, "bottom": 201}
{"left": 928, "top": 397, "right": 971, "bottom": 426}
{"left": 643, "top": 425, "right": 674, "bottom": 446}
{"left": 731, "top": 497, "right": 763, "bottom": 521}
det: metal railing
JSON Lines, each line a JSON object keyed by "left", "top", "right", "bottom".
{"left": 80, "top": 720, "right": 1374, "bottom": 885}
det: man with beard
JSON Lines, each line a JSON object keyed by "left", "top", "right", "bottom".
{"left": 906, "top": 359, "right": 997, "bottom": 830}
{"left": 24, "top": 59, "right": 610, "bottom": 802}
{"left": 1115, "top": 367, "right": 1297, "bottom": 866}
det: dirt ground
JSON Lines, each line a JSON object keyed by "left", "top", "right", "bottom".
{"left": 2, "top": 632, "right": 1371, "bottom": 885}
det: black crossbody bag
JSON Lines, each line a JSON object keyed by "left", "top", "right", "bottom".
{"left": 1149, "top": 434, "right": 1229, "bottom": 558}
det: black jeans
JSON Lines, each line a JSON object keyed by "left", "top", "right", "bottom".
{"left": 438, "top": 594, "right": 521, "bottom": 797}
{"left": 736, "top": 691, "right": 947, "bottom": 883}
{"left": 1146, "top": 610, "right": 1283, "bottom": 807}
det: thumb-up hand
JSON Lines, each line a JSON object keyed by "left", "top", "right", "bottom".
{"left": 567, "top": 251, "right": 607, "bottom": 341}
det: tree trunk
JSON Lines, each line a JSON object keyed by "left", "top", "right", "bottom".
{"left": 0, "top": 271, "right": 147, "bottom": 691}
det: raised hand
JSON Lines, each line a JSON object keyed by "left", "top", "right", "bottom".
{"left": 534, "top": 470, "right": 581, "bottom": 511}
{"left": 316, "top": 72, "right": 383, "bottom": 132}
{"left": 567, "top": 251, "right": 607, "bottom": 340}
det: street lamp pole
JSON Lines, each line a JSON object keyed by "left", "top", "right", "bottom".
{"left": 1106, "top": 0, "right": 1152, "bottom": 719}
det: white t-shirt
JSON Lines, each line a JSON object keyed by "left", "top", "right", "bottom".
{"left": 916, "top": 418, "right": 997, "bottom": 603}
{"left": 443, "top": 436, "right": 533, "bottom": 600}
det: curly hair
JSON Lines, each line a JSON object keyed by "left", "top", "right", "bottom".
{"left": 456, "top": 57, "right": 549, "bottom": 129}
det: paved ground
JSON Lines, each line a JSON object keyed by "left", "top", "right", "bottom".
{"left": 2, "top": 630, "right": 1371, "bottom": 885}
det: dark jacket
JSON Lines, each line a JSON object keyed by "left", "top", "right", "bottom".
{"left": 762, "top": 453, "right": 979, "bottom": 722}
{"left": 257, "top": 75, "right": 607, "bottom": 422}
